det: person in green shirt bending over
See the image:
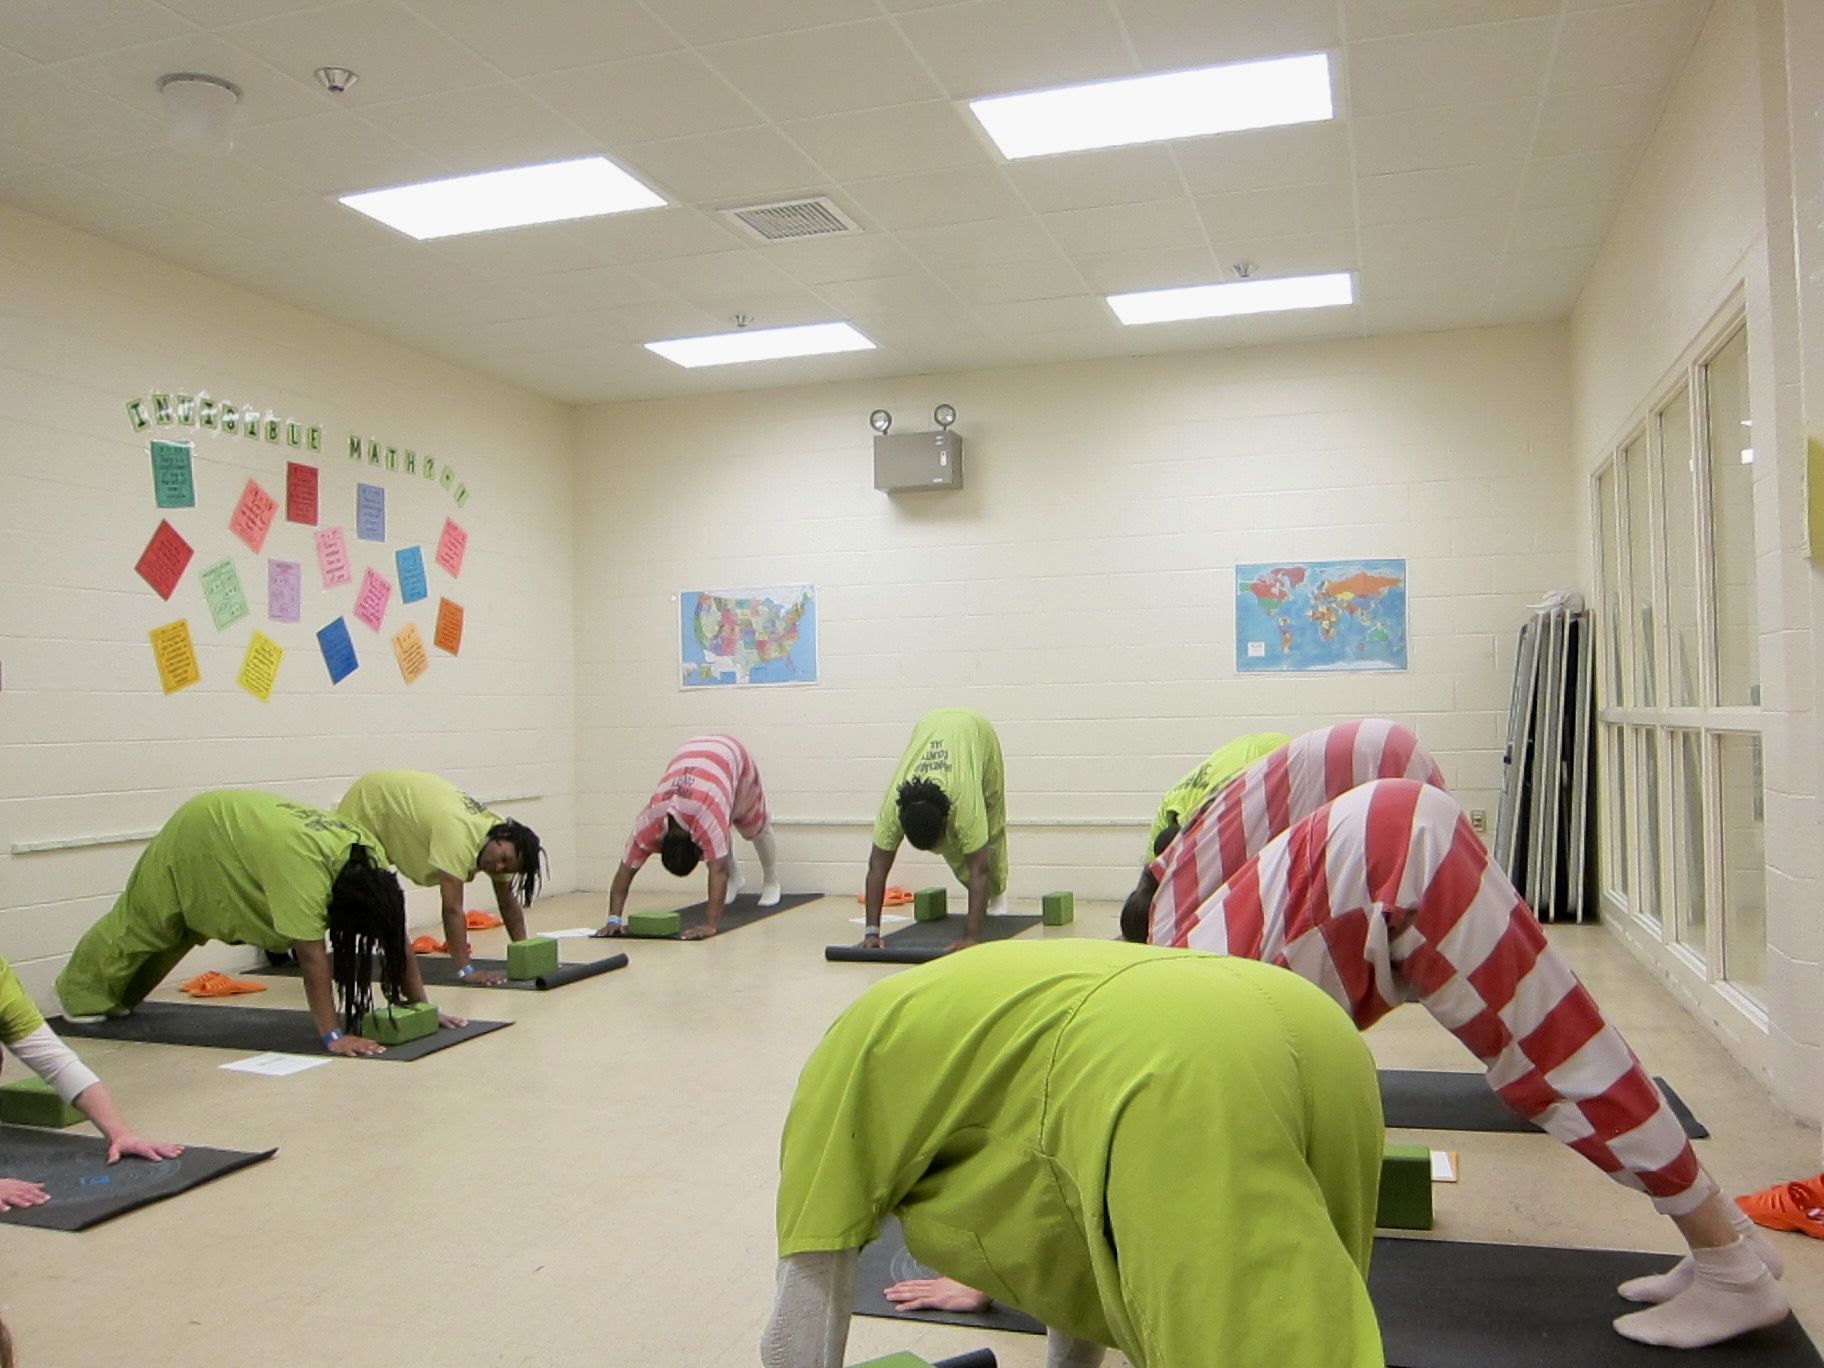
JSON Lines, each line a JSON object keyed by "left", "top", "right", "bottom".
{"left": 56, "top": 791, "right": 459, "bottom": 1057}
{"left": 336, "top": 771, "right": 545, "bottom": 986}
{"left": 1145, "top": 730, "right": 1290, "bottom": 861}
{"left": 0, "top": 954, "right": 181, "bottom": 1213}
{"left": 860, "top": 707, "right": 1006, "bottom": 954}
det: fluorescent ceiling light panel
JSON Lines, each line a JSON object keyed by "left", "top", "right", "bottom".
{"left": 646, "top": 322, "right": 876, "bottom": 368}
{"left": 969, "top": 53, "right": 1333, "bottom": 159}
{"left": 339, "top": 156, "right": 664, "bottom": 240}
{"left": 1108, "top": 272, "right": 1356, "bottom": 325}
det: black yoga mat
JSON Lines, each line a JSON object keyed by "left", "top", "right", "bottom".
{"left": 0, "top": 1125, "right": 275, "bottom": 1232}
{"left": 853, "top": 1217, "right": 1045, "bottom": 1335}
{"left": 628, "top": 890, "right": 822, "bottom": 939}
{"left": 826, "top": 915, "right": 1044, "bottom": 965}
{"left": 1379, "top": 1068, "right": 1709, "bottom": 1139}
{"left": 50, "top": 1002, "right": 510, "bottom": 1061}
{"left": 254, "top": 952, "right": 628, "bottom": 991}
{"left": 1372, "top": 1236, "right": 1820, "bottom": 1367}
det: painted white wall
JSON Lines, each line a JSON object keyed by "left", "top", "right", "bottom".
{"left": 572, "top": 325, "right": 1574, "bottom": 905}
{"left": 0, "top": 204, "right": 578, "bottom": 1006}
{"left": 1568, "top": 0, "right": 1822, "bottom": 1118}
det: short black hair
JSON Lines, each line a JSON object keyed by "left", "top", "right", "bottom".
{"left": 1153, "top": 813, "right": 1181, "bottom": 858}
{"left": 488, "top": 819, "right": 545, "bottom": 905}
{"left": 660, "top": 816, "right": 702, "bottom": 877}
{"left": 897, "top": 778, "right": 950, "bottom": 851}
{"left": 1120, "top": 871, "right": 1158, "bottom": 944}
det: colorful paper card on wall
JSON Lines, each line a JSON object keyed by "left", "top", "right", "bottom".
{"left": 396, "top": 545, "right": 428, "bottom": 604}
{"left": 356, "top": 482, "right": 386, "bottom": 542}
{"left": 268, "top": 559, "right": 301, "bottom": 623}
{"left": 317, "top": 617, "right": 357, "bottom": 684}
{"left": 228, "top": 479, "right": 279, "bottom": 553}
{"left": 286, "top": 462, "right": 319, "bottom": 525}
{"left": 434, "top": 597, "right": 464, "bottom": 655}
{"left": 135, "top": 520, "right": 193, "bottom": 600}
{"left": 392, "top": 622, "right": 428, "bottom": 684}
{"left": 237, "top": 630, "right": 283, "bottom": 702}
{"left": 149, "top": 440, "right": 195, "bottom": 509}
{"left": 149, "top": 619, "right": 200, "bottom": 694}
{"left": 435, "top": 517, "right": 467, "bottom": 576}
{"left": 315, "top": 526, "right": 351, "bottom": 587}
{"left": 199, "top": 558, "right": 249, "bottom": 630}
{"left": 353, "top": 567, "right": 392, "bottom": 632}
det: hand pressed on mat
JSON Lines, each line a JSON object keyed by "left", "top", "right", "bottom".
{"left": 882, "top": 1276, "right": 990, "bottom": 1313}
{"left": 0, "top": 1178, "right": 48, "bottom": 1211}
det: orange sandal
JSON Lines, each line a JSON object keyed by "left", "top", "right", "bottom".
{"left": 410, "top": 935, "right": 449, "bottom": 955}
{"left": 1737, "top": 1177, "right": 1824, "bottom": 1238}
{"left": 464, "top": 911, "right": 504, "bottom": 930}
{"left": 179, "top": 970, "right": 267, "bottom": 997}
{"left": 857, "top": 887, "right": 916, "bottom": 906}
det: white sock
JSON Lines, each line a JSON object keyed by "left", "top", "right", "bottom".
{"left": 1613, "top": 1237, "right": 1789, "bottom": 1347}
{"left": 1618, "top": 1206, "right": 1785, "bottom": 1303}
{"left": 725, "top": 848, "right": 747, "bottom": 902}
{"left": 986, "top": 891, "right": 1009, "bottom": 917}
{"left": 752, "top": 831, "right": 781, "bottom": 906}
{"left": 760, "top": 1250, "right": 856, "bottom": 1368}
{"left": 1046, "top": 1328, "right": 1108, "bottom": 1368}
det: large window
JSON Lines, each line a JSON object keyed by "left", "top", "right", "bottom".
{"left": 1593, "top": 318, "right": 1765, "bottom": 1009}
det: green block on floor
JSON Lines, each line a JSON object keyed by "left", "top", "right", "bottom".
{"left": 913, "top": 887, "right": 947, "bottom": 922}
{"left": 848, "top": 1356, "right": 932, "bottom": 1368}
{"left": 1042, "top": 890, "right": 1074, "bottom": 925}
{"left": 1377, "top": 1142, "right": 1433, "bottom": 1230}
{"left": 627, "top": 909, "right": 681, "bottom": 937}
{"left": 0, "top": 1077, "right": 85, "bottom": 1129}
{"left": 505, "top": 936, "right": 559, "bottom": 978}
{"left": 360, "top": 1000, "right": 438, "bottom": 1045}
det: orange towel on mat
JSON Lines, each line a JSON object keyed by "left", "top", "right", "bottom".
{"left": 410, "top": 935, "right": 449, "bottom": 955}
{"left": 464, "top": 911, "right": 504, "bottom": 929}
{"left": 855, "top": 887, "right": 916, "bottom": 906}
{"left": 179, "top": 971, "right": 266, "bottom": 998}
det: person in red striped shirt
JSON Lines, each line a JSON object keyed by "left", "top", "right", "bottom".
{"left": 594, "top": 735, "right": 780, "bottom": 941}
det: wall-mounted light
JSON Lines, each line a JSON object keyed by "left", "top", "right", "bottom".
{"left": 157, "top": 72, "right": 242, "bottom": 155}
{"left": 933, "top": 404, "right": 956, "bottom": 429}
{"left": 870, "top": 409, "right": 892, "bottom": 435}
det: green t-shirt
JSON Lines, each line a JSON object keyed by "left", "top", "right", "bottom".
{"left": 0, "top": 956, "right": 45, "bottom": 1046}
{"left": 153, "top": 791, "right": 384, "bottom": 951}
{"left": 1146, "top": 731, "right": 1290, "bottom": 858}
{"left": 336, "top": 770, "right": 500, "bottom": 889}
{"left": 872, "top": 708, "right": 1004, "bottom": 869}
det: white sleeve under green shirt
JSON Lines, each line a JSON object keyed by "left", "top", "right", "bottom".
{"left": 871, "top": 707, "right": 1006, "bottom": 893}
{"left": 336, "top": 769, "right": 500, "bottom": 888}
{"left": 1146, "top": 731, "right": 1291, "bottom": 859}
{"left": 1, "top": 956, "right": 99, "bottom": 1103}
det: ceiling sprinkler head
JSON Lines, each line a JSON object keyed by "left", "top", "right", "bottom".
{"left": 1232, "top": 261, "right": 1256, "bottom": 280}
{"left": 314, "top": 67, "right": 358, "bottom": 95}
{"left": 732, "top": 313, "right": 752, "bottom": 329}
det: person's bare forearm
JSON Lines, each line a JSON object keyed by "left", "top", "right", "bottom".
{"left": 864, "top": 846, "right": 895, "bottom": 933}
{"left": 600, "top": 863, "right": 636, "bottom": 931}
{"left": 705, "top": 862, "right": 728, "bottom": 930}
{"left": 965, "top": 858, "right": 989, "bottom": 939}
{"left": 71, "top": 1082, "right": 130, "bottom": 1145}
{"left": 494, "top": 880, "right": 528, "bottom": 942}
{"left": 439, "top": 880, "right": 470, "bottom": 968}
{"left": 295, "top": 942, "right": 341, "bottom": 1037}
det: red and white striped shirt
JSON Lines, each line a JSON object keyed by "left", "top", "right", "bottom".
{"left": 623, "top": 735, "right": 769, "bottom": 868}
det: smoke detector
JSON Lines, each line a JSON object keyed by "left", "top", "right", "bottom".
{"left": 314, "top": 66, "right": 358, "bottom": 94}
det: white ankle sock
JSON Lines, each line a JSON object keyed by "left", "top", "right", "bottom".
{"left": 1618, "top": 1205, "right": 1784, "bottom": 1304}
{"left": 1613, "top": 1238, "right": 1789, "bottom": 1347}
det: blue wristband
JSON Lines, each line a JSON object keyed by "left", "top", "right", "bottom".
{"left": 456, "top": 963, "right": 477, "bottom": 979}
{"left": 321, "top": 1029, "right": 342, "bottom": 1048}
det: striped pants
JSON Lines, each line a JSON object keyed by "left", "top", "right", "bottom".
{"left": 1154, "top": 723, "right": 1711, "bottom": 1216}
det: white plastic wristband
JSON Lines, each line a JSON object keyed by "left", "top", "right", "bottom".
{"left": 456, "top": 963, "right": 477, "bottom": 979}
{"left": 321, "top": 1029, "right": 343, "bottom": 1048}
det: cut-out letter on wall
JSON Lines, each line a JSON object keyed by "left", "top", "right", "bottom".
{"left": 136, "top": 520, "right": 194, "bottom": 600}
{"left": 149, "top": 620, "right": 200, "bottom": 694}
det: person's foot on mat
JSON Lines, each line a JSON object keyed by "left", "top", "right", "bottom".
{"left": 61, "top": 1013, "right": 106, "bottom": 1025}
{"left": 1613, "top": 1239, "right": 1790, "bottom": 1346}
{"left": 758, "top": 882, "right": 782, "bottom": 908}
{"left": 1619, "top": 1209, "right": 1786, "bottom": 1303}
{"left": 883, "top": 1276, "right": 991, "bottom": 1314}
{"left": 986, "top": 892, "right": 1009, "bottom": 917}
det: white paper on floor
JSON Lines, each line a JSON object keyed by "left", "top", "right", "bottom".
{"left": 848, "top": 914, "right": 913, "bottom": 926}
{"left": 1430, "top": 1149, "right": 1459, "bottom": 1182}
{"left": 540, "top": 928, "right": 599, "bottom": 939}
{"left": 221, "top": 1051, "right": 331, "bottom": 1077}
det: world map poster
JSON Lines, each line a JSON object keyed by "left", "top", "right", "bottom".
{"left": 1235, "top": 559, "right": 1408, "bottom": 672}
{"left": 679, "top": 585, "right": 818, "bottom": 688}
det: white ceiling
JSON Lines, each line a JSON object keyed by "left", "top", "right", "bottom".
{"left": 0, "top": 0, "right": 1709, "bottom": 403}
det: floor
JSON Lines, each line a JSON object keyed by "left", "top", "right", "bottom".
{"left": 8, "top": 891, "right": 1824, "bottom": 1367}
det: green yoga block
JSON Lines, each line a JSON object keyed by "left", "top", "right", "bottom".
{"left": 913, "top": 887, "right": 947, "bottom": 922}
{"left": 1377, "top": 1142, "right": 1433, "bottom": 1230}
{"left": 0, "top": 1078, "right": 84, "bottom": 1129}
{"left": 505, "top": 936, "right": 559, "bottom": 978}
{"left": 360, "top": 1000, "right": 438, "bottom": 1045}
{"left": 627, "top": 909, "right": 681, "bottom": 937}
{"left": 1042, "top": 890, "right": 1074, "bottom": 925}
{"left": 849, "top": 1356, "right": 931, "bottom": 1368}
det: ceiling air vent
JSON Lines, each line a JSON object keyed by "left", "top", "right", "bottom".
{"left": 722, "top": 196, "right": 861, "bottom": 242}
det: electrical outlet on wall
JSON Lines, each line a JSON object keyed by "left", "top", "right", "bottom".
{"left": 1468, "top": 809, "right": 1488, "bottom": 834}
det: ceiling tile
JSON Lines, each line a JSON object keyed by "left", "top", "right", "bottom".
{"left": 1534, "top": 83, "right": 1669, "bottom": 157}
{"left": 782, "top": 101, "right": 989, "bottom": 182}
{"left": 620, "top": 127, "right": 827, "bottom": 205}
{"left": 510, "top": 263, "right": 671, "bottom": 311}
{"left": 1548, "top": 0, "right": 1710, "bottom": 95}
{"left": 231, "top": 110, "right": 446, "bottom": 195}
{"left": 1203, "top": 228, "right": 1358, "bottom": 277}
{"left": 559, "top": 205, "right": 745, "bottom": 259}
{"left": 892, "top": 0, "right": 1136, "bottom": 100}
{"left": 1342, "top": 0, "right": 1558, "bottom": 42}
{"left": 699, "top": 21, "right": 940, "bottom": 122}
{"left": 682, "top": 285, "right": 844, "bottom": 330}
{"left": 2, "top": 0, "right": 192, "bottom": 63}
{"left": 931, "top": 256, "right": 1087, "bottom": 305}
{"left": 638, "top": 0, "right": 880, "bottom": 45}
{"left": 1172, "top": 121, "right": 1352, "bottom": 194}
{"left": 56, "top": 34, "right": 328, "bottom": 130}
{"left": 106, "top": 216, "right": 294, "bottom": 274}
{"left": 427, "top": 221, "right": 628, "bottom": 277}
{"left": 1518, "top": 148, "right": 1640, "bottom": 208}
{"left": 1508, "top": 199, "right": 1617, "bottom": 253}
{"left": 356, "top": 83, "right": 601, "bottom": 173}
{"left": 765, "top": 232, "right": 922, "bottom": 284}
{"left": 1359, "top": 214, "right": 1508, "bottom": 266}
{"left": 1042, "top": 198, "right": 1206, "bottom": 256}
{"left": 1356, "top": 163, "right": 1523, "bottom": 226}
{"left": 526, "top": 52, "right": 759, "bottom": 146}
{"left": 0, "top": 166, "right": 169, "bottom": 235}
{"left": 74, "top": 145, "right": 298, "bottom": 214}
{"left": 896, "top": 215, "right": 1061, "bottom": 268}
{"left": 635, "top": 248, "right": 799, "bottom": 304}
{"left": 1346, "top": 18, "right": 1556, "bottom": 115}
{"left": 816, "top": 272, "right": 951, "bottom": 317}
{"left": 193, "top": 193, "right": 407, "bottom": 258}
{"left": 846, "top": 165, "right": 1028, "bottom": 231}
{"left": 974, "top": 295, "right": 1111, "bottom": 335}
{"left": 1072, "top": 246, "right": 1219, "bottom": 294}
{"left": 0, "top": 141, "right": 44, "bottom": 179}
{"left": 0, "top": 68, "right": 163, "bottom": 164}
{"left": 1357, "top": 255, "right": 1494, "bottom": 302}
{"left": 157, "top": 0, "right": 349, "bottom": 24}
{"left": 1357, "top": 294, "right": 1489, "bottom": 334}
{"left": 219, "top": 0, "right": 503, "bottom": 105}
{"left": 395, "top": 0, "right": 679, "bottom": 77}
{"left": 0, "top": 44, "right": 30, "bottom": 75}
{"left": 1195, "top": 181, "right": 1356, "bottom": 242}
{"left": 1003, "top": 147, "right": 1186, "bottom": 214}
{"left": 1351, "top": 101, "right": 1536, "bottom": 175}
{"left": 1116, "top": 0, "right": 1341, "bottom": 69}
{"left": 1490, "top": 245, "right": 1598, "bottom": 316}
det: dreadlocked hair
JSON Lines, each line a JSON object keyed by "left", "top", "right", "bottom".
{"left": 1153, "top": 813, "right": 1181, "bottom": 857}
{"left": 488, "top": 819, "right": 546, "bottom": 905}
{"left": 326, "top": 843, "right": 409, "bottom": 1033}
{"left": 1120, "top": 874, "right": 1158, "bottom": 944}
{"left": 659, "top": 818, "right": 702, "bottom": 878}
{"left": 897, "top": 778, "right": 951, "bottom": 851}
